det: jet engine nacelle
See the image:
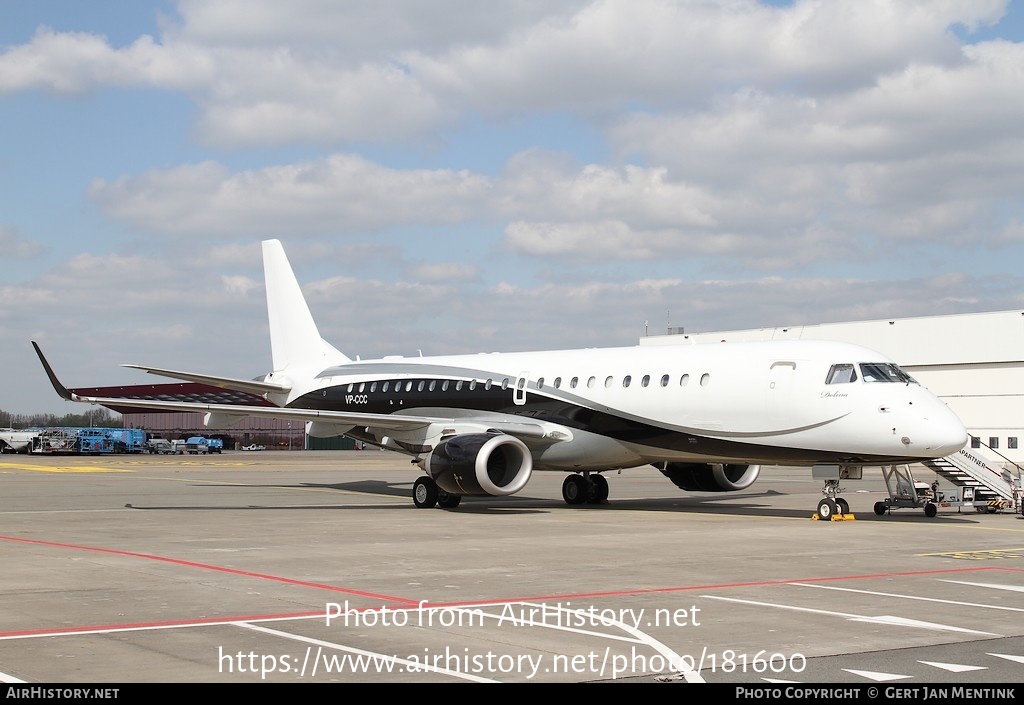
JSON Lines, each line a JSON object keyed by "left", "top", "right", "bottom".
{"left": 659, "top": 462, "right": 761, "bottom": 492}
{"left": 423, "top": 433, "right": 533, "bottom": 496}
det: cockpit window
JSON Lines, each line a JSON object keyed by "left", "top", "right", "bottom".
{"left": 825, "top": 364, "right": 857, "bottom": 384}
{"left": 859, "top": 362, "right": 917, "bottom": 384}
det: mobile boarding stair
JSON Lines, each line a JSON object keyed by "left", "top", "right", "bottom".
{"left": 874, "top": 445, "right": 1023, "bottom": 517}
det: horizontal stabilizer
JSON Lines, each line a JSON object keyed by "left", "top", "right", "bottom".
{"left": 121, "top": 363, "right": 290, "bottom": 395}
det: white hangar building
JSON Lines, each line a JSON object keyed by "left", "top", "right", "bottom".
{"left": 640, "top": 309, "right": 1024, "bottom": 469}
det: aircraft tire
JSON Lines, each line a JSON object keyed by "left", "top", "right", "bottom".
{"left": 413, "top": 476, "right": 439, "bottom": 509}
{"left": 924, "top": 501, "right": 937, "bottom": 518}
{"left": 588, "top": 474, "right": 609, "bottom": 503}
{"left": 437, "top": 490, "right": 462, "bottom": 509}
{"left": 562, "top": 475, "right": 587, "bottom": 505}
{"left": 816, "top": 498, "right": 836, "bottom": 521}
{"left": 836, "top": 498, "right": 850, "bottom": 515}
{"left": 873, "top": 501, "right": 887, "bottom": 516}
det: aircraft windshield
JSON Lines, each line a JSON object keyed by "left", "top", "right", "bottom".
{"left": 859, "top": 362, "right": 917, "bottom": 384}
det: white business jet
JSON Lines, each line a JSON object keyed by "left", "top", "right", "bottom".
{"left": 33, "top": 240, "right": 968, "bottom": 518}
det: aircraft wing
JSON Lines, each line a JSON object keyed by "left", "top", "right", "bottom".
{"left": 60, "top": 393, "right": 444, "bottom": 432}
{"left": 32, "top": 342, "right": 564, "bottom": 440}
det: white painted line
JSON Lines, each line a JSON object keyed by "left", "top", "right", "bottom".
{"left": 843, "top": 668, "right": 911, "bottom": 682}
{"left": 988, "top": 653, "right": 1024, "bottom": 665}
{"left": 789, "top": 581, "right": 1024, "bottom": 613}
{"left": 702, "top": 595, "right": 1000, "bottom": 635}
{"left": 918, "top": 660, "right": 986, "bottom": 673}
{"left": 848, "top": 615, "right": 996, "bottom": 635}
{"left": 237, "top": 622, "right": 497, "bottom": 682}
{"left": 941, "top": 580, "right": 1024, "bottom": 594}
{"left": 485, "top": 602, "right": 704, "bottom": 683}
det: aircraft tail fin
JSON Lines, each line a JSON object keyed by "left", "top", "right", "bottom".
{"left": 262, "top": 239, "right": 350, "bottom": 373}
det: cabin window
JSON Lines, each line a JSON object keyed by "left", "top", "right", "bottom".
{"left": 347, "top": 383, "right": 354, "bottom": 393}
{"left": 442, "top": 380, "right": 449, "bottom": 392}
{"left": 417, "top": 381, "right": 425, "bottom": 392}
{"left": 469, "top": 380, "right": 477, "bottom": 391}
{"left": 989, "top": 437, "right": 999, "bottom": 449}
{"left": 370, "top": 382, "right": 377, "bottom": 392}
{"left": 570, "top": 377, "right": 579, "bottom": 388}
{"left": 537, "top": 377, "right": 545, "bottom": 389}
{"left": 456, "top": 380, "right": 464, "bottom": 391}
{"left": 358, "top": 383, "right": 365, "bottom": 393}
{"left": 501, "top": 378, "right": 509, "bottom": 390}
{"left": 641, "top": 375, "right": 650, "bottom": 387}
{"left": 970, "top": 435, "right": 981, "bottom": 448}
{"left": 553, "top": 377, "right": 561, "bottom": 388}
{"left": 700, "top": 373, "right": 710, "bottom": 387}
{"left": 603, "top": 376, "right": 613, "bottom": 388}
{"left": 429, "top": 380, "right": 436, "bottom": 392}
{"left": 405, "top": 381, "right": 413, "bottom": 392}
{"left": 680, "top": 374, "right": 689, "bottom": 387}
{"left": 587, "top": 376, "right": 596, "bottom": 389}
{"left": 1009, "top": 437, "right": 1018, "bottom": 449}
{"left": 623, "top": 375, "right": 631, "bottom": 387}
{"left": 382, "top": 381, "right": 390, "bottom": 392}
{"left": 826, "top": 364, "right": 857, "bottom": 384}
{"left": 660, "top": 374, "right": 669, "bottom": 387}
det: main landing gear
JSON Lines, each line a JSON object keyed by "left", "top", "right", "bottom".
{"left": 561, "top": 473, "right": 609, "bottom": 505}
{"left": 412, "top": 476, "right": 462, "bottom": 509}
{"left": 411, "top": 472, "right": 611, "bottom": 508}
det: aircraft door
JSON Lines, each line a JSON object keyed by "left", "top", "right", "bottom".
{"left": 767, "top": 360, "right": 796, "bottom": 425}
{"left": 514, "top": 372, "right": 529, "bottom": 406}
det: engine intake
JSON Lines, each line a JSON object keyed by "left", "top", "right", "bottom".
{"left": 659, "top": 462, "right": 761, "bottom": 492}
{"left": 423, "top": 433, "right": 533, "bottom": 496}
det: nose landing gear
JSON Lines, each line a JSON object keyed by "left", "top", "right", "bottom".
{"left": 812, "top": 465, "right": 860, "bottom": 521}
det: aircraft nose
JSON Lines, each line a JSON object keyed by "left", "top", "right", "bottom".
{"left": 914, "top": 404, "right": 968, "bottom": 457}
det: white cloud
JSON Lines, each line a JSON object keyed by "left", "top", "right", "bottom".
{"left": 0, "top": 28, "right": 212, "bottom": 93}
{"left": 3, "top": 0, "right": 1023, "bottom": 414}
{"left": 0, "top": 226, "right": 45, "bottom": 258}
{"left": 406, "top": 262, "right": 481, "bottom": 283}
{"left": 87, "top": 155, "right": 493, "bottom": 235}
{"left": 1, "top": 1, "right": 1010, "bottom": 144}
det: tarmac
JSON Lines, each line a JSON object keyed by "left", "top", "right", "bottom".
{"left": 1, "top": 449, "right": 1023, "bottom": 684}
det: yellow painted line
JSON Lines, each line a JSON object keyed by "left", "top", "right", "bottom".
{"left": 919, "top": 548, "right": 1024, "bottom": 560}
{"left": 0, "top": 462, "right": 133, "bottom": 474}
{"left": 109, "top": 460, "right": 257, "bottom": 467}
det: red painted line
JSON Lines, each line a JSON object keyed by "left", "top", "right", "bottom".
{"left": 2, "top": 543, "right": 1021, "bottom": 640}
{"left": 0, "top": 534, "right": 416, "bottom": 606}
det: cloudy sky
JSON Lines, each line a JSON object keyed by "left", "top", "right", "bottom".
{"left": 2, "top": 0, "right": 1023, "bottom": 415}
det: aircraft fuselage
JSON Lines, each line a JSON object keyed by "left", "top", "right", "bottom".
{"left": 284, "top": 339, "right": 966, "bottom": 471}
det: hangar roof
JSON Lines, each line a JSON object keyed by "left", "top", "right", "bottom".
{"left": 640, "top": 309, "right": 1024, "bottom": 367}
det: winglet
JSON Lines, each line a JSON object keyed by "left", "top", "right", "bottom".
{"left": 31, "top": 341, "right": 74, "bottom": 401}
